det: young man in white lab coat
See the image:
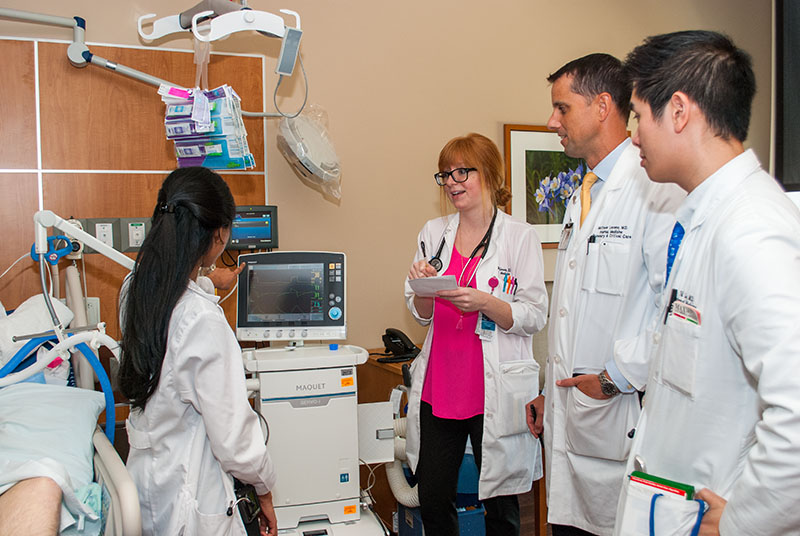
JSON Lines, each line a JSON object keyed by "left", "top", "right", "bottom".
{"left": 526, "top": 54, "right": 684, "bottom": 535}
{"left": 615, "top": 31, "right": 800, "bottom": 535}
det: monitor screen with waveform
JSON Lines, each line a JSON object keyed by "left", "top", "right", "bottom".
{"left": 247, "top": 263, "right": 324, "bottom": 323}
{"left": 236, "top": 251, "right": 346, "bottom": 342}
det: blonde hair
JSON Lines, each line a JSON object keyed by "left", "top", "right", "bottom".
{"left": 437, "top": 133, "right": 511, "bottom": 215}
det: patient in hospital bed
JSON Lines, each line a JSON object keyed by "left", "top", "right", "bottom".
{"left": 0, "top": 379, "right": 110, "bottom": 536}
{"left": 0, "top": 295, "right": 132, "bottom": 536}
{"left": 0, "top": 476, "right": 63, "bottom": 535}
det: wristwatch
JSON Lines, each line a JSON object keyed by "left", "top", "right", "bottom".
{"left": 598, "top": 370, "right": 620, "bottom": 397}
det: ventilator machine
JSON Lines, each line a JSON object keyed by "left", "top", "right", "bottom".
{"left": 237, "top": 251, "right": 394, "bottom": 535}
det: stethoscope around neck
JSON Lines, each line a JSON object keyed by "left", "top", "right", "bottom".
{"left": 428, "top": 208, "right": 498, "bottom": 279}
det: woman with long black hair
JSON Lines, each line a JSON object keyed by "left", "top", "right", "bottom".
{"left": 119, "top": 167, "right": 277, "bottom": 536}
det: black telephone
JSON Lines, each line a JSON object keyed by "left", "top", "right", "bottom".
{"left": 378, "top": 328, "right": 419, "bottom": 363}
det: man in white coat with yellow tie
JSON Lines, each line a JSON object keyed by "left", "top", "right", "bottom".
{"left": 526, "top": 54, "right": 684, "bottom": 535}
{"left": 615, "top": 30, "right": 800, "bottom": 535}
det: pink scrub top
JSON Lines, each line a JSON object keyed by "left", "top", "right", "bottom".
{"left": 421, "top": 244, "right": 485, "bottom": 419}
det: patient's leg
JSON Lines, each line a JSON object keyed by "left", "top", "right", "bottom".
{"left": 0, "top": 477, "right": 62, "bottom": 536}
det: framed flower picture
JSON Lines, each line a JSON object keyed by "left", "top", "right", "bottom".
{"left": 503, "top": 124, "right": 586, "bottom": 247}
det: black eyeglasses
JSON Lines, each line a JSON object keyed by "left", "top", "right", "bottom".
{"left": 434, "top": 167, "right": 477, "bottom": 186}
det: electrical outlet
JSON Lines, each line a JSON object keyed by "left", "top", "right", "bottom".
{"left": 86, "top": 297, "right": 100, "bottom": 325}
{"left": 95, "top": 223, "right": 114, "bottom": 248}
{"left": 119, "top": 217, "right": 151, "bottom": 252}
{"left": 128, "top": 222, "right": 145, "bottom": 247}
{"left": 56, "top": 297, "right": 100, "bottom": 325}
{"left": 81, "top": 218, "right": 121, "bottom": 254}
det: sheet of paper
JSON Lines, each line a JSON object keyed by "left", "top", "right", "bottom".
{"left": 408, "top": 275, "right": 458, "bottom": 297}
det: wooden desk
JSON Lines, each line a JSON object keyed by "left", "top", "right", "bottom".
{"left": 356, "top": 352, "right": 547, "bottom": 536}
{"left": 358, "top": 353, "right": 410, "bottom": 407}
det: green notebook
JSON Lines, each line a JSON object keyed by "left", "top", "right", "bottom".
{"left": 630, "top": 471, "right": 696, "bottom": 500}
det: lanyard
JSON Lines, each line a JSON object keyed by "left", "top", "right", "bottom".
{"left": 458, "top": 208, "right": 497, "bottom": 286}
{"left": 430, "top": 208, "right": 497, "bottom": 275}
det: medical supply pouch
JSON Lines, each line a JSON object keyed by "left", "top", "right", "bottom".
{"left": 618, "top": 471, "right": 706, "bottom": 536}
{"left": 161, "top": 85, "right": 254, "bottom": 171}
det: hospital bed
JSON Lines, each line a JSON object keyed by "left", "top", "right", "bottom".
{"left": 0, "top": 207, "right": 145, "bottom": 534}
{"left": 0, "top": 327, "right": 141, "bottom": 536}
{"left": 92, "top": 429, "right": 141, "bottom": 536}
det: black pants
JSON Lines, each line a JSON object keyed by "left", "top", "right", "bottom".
{"left": 550, "top": 525, "right": 598, "bottom": 536}
{"left": 417, "top": 402, "right": 520, "bottom": 536}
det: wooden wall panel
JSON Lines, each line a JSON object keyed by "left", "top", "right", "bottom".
{"left": 38, "top": 43, "right": 265, "bottom": 171}
{"left": 0, "top": 173, "right": 40, "bottom": 310}
{"left": 0, "top": 41, "right": 37, "bottom": 169}
{"left": 0, "top": 39, "right": 267, "bottom": 340}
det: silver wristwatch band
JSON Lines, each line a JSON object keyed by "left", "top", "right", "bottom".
{"left": 598, "top": 370, "right": 621, "bottom": 397}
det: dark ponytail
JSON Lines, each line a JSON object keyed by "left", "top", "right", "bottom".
{"left": 119, "top": 167, "right": 235, "bottom": 409}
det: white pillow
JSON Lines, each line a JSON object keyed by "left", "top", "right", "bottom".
{"left": 0, "top": 294, "right": 74, "bottom": 365}
{"left": 0, "top": 383, "right": 104, "bottom": 490}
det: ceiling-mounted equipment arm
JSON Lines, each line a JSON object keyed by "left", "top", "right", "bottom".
{"left": 1, "top": 7, "right": 178, "bottom": 88}
{"left": 83, "top": 51, "right": 174, "bottom": 88}
{"left": 0, "top": 8, "right": 88, "bottom": 67}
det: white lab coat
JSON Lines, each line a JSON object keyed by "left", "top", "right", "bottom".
{"left": 544, "top": 143, "right": 684, "bottom": 534}
{"left": 616, "top": 150, "right": 800, "bottom": 535}
{"left": 125, "top": 280, "right": 276, "bottom": 536}
{"left": 404, "top": 210, "right": 548, "bottom": 499}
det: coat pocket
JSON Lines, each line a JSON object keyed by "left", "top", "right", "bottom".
{"left": 581, "top": 239, "right": 630, "bottom": 295}
{"left": 564, "top": 388, "right": 638, "bottom": 461}
{"left": 658, "top": 317, "right": 701, "bottom": 398}
{"left": 177, "top": 486, "right": 240, "bottom": 536}
{"left": 595, "top": 239, "right": 630, "bottom": 295}
{"left": 618, "top": 477, "right": 706, "bottom": 536}
{"left": 496, "top": 360, "right": 539, "bottom": 437}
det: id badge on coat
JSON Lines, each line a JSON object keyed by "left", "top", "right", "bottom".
{"left": 476, "top": 312, "right": 496, "bottom": 341}
{"left": 558, "top": 222, "right": 574, "bottom": 250}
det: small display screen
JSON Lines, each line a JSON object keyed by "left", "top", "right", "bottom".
{"left": 246, "top": 263, "right": 324, "bottom": 323}
{"left": 228, "top": 206, "right": 278, "bottom": 250}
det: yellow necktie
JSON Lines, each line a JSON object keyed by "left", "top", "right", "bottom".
{"left": 580, "top": 172, "right": 599, "bottom": 227}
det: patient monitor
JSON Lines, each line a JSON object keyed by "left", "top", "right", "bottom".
{"left": 237, "top": 252, "right": 392, "bottom": 534}
{"left": 237, "top": 251, "right": 345, "bottom": 342}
